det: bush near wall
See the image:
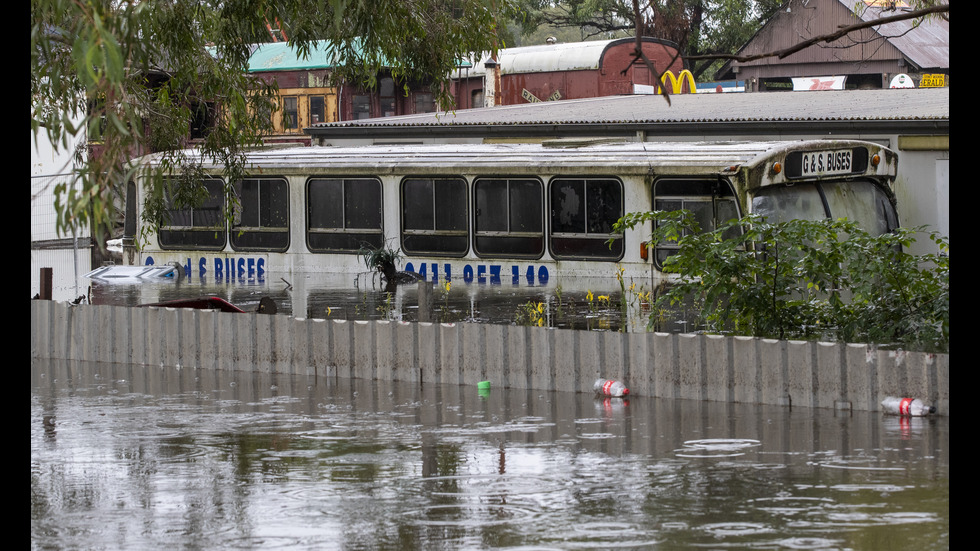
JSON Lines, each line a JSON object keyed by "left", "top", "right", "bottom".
{"left": 615, "top": 212, "right": 949, "bottom": 353}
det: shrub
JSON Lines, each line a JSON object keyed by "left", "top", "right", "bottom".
{"left": 614, "top": 211, "right": 949, "bottom": 352}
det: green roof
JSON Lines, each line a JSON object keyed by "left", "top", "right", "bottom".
{"left": 246, "top": 39, "right": 473, "bottom": 73}
{"left": 247, "top": 41, "right": 342, "bottom": 72}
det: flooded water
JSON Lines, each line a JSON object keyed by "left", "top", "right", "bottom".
{"left": 32, "top": 358, "right": 949, "bottom": 550}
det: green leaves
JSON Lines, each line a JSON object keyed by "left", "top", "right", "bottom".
{"left": 617, "top": 211, "right": 949, "bottom": 352}
{"left": 34, "top": 0, "right": 509, "bottom": 248}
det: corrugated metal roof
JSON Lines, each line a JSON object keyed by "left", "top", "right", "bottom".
{"left": 852, "top": 0, "right": 949, "bottom": 69}
{"left": 455, "top": 37, "right": 669, "bottom": 77}
{"left": 309, "top": 87, "right": 948, "bottom": 131}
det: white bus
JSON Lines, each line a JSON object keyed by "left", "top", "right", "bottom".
{"left": 124, "top": 139, "right": 899, "bottom": 287}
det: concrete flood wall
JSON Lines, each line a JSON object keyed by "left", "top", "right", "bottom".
{"left": 31, "top": 300, "right": 949, "bottom": 414}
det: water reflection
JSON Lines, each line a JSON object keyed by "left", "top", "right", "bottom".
{"left": 32, "top": 358, "right": 948, "bottom": 550}
{"left": 85, "top": 272, "right": 663, "bottom": 332}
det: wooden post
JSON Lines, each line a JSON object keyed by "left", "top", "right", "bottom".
{"left": 39, "top": 267, "right": 53, "bottom": 300}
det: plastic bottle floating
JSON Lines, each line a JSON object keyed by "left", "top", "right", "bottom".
{"left": 880, "top": 396, "right": 936, "bottom": 416}
{"left": 594, "top": 379, "right": 629, "bottom": 398}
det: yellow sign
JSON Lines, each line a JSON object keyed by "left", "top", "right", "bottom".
{"left": 920, "top": 74, "right": 946, "bottom": 88}
{"left": 658, "top": 70, "right": 696, "bottom": 94}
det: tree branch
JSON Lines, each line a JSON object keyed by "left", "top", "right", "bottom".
{"left": 685, "top": 4, "right": 948, "bottom": 63}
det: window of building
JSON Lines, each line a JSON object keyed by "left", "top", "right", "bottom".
{"left": 549, "top": 177, "right": 624, "bottom": 260}
{"left": 414, "top": 92, "right": 435, "bottom": 114}
{"left": 473, "top": 177, "right": 543, "bottom": 258}
{"left": 380, "top": 77, "right": 396, "bottom": 117}
{"left": 282, "top": 96, "right": 298, "bottom": 130}
{"left": 653, "top": 178, "right": 739, "bottom": 267}
{"left": 401, "top": 177, "right": 468, "bottom": 256}
{"left": 310, "top": 96, "right": 325, "bottom": 124}
{"left": 158, "top": 178, "right": 226, "bottom": 250}
{"left": 307, "top": 177, "right": 383, "bottom": 252}
{"left": 230, "top": 178, "right": 289, "bottom": 252}
{"left": 352, "top": 95, "right": 371, "bottom": 119}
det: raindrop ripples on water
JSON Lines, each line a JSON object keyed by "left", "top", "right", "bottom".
{"left": 31, "top": 359, "right": 948, "bottom": 550}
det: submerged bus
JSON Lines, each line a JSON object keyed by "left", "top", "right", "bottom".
{"left": 124, "top": 139, "right": 899, "bottom": 286}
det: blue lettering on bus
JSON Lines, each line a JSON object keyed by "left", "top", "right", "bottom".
{"left": 489, "top": 265, "right": 501, "bottom": 284}
{"left": 477, "top": 264, "right": 487, "bottom": 283}
{"left": 463, "top": 264, "right": 474, "bottom": 283}
{"left": 443, "top": 263, "right": 452, "bottom": 281}
{"left": 538, "top": 265, "right": 549, "bottom": 284}
{"left": 145, "top": 256, "right": 154, "bottom": 266}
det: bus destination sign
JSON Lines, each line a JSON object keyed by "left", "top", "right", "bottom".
{"left": 785, "top": 147, "right": 867, "bottom": 179}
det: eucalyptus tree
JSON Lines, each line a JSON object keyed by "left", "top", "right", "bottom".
{"left": 31, "top": 0, "right": 508, "bottom": 245}
{"left": 516, "top": 0, "right": 784, "bottom": 78}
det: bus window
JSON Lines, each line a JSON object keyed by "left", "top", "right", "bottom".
{"left": 821, "top": 180, "right": 898, "bottom": 235}
{"left": 752, "top": 180, "right": 898, "bottom": 235}
{"left": 401, "top": 177, "right": 468, "bottom": 256}
{"left": 653, "top": 178, "right": 739, "bottom": 266}
{"left": 474, "top": 178, "right": 543, "bottom": 258}
{"left": 307, "top": 178, "right": 383, "bottom": 252}
{"left": 549, "top": 177, "right": 624, "bottom": 260}
{"left": 231, "top": 178, "right": 289, "bottom": 252}
{"left": 158, "top": 178, "right": 225, "bottom": 250}
{"left": 751, "top": 183, "right": 826, "bottom": 224}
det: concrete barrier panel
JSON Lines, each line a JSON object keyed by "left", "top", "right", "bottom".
{"left": 602, "top": 332, "right": 628, "bottom": 387}
{"left": 112, "top": 305, "right": 133, "bottom": 366}
{"left": 197, "top": 310, "right": 218, "bottom": 372}
{"left": 553, "top": 328, "right": 578, "bottom": 393}
{"left": 418, "top": 323, "right": 439, "bottom": 385}
{"left": 374, "top": 321, "right": 395, "bottom": 381}
{"left": 732, "top": 336, "right": 759, "bottom": 404}
{"left": 578, "top": 331, "right": 600, "bottom": 391}
{"left": 529, "top": 326, "right": 554, "bottom": 391}
{"left": 353, "top": 320, "right": 376, "bottom": 381}
{"left": 704, "top": 334, "right": 732, "bottom": 403}
{"left": 144, "top": 307, "right": 163, "bottom": 367}
{"left": 786, "top": 340, "right": 815, "bottom": 409}
{"left": 758, "top": 339, "right": 787, "bottom": 406}
{"left": 844, "top": 343, "right": 875, "bottom": 412}
{"left": 627, "top": 332, "right": 651, "bottom": 397}
{"left": 484, "top": 324, "right": 506, "bottom": 388}
{"left": 308, "top": 318, "right": 330, "bottom": 379}
{"left": 232, "top": 312, "right": 256, "bottom": 373}
{"left": 677, "top": 333, "right": 704, "bottom": 401}
{"left": 904, "top": 350, "right": 933, "bottom": 401}
{"left": 877, "top": 349, "right": 908, "bottom": 400}
{"left": 815, "top": 342, "right": 844, "bottom": 410}
{"left": 439, "top": 323, "right": 461, "bottom": 386}
{"left": 935, "top": 353, "right": 949, "bottom": 414}
{"left": 290, "top": 317, "right": 310, "bottom": 376}
{"left": 460, "top": 323, "right": 484, "bottom": 386}
{"left": 272, "top": 314, "right": 294, "bottom": 374}
{"left": 507, "top": 326, "right": 530, "bottom": 390}
{"left": 331, "top": 319, "right": 353, "bottom": 378}
{"left": 254, "top": 314, "right": 273, "bottom": 374}
{"left": 652, "top": 332, "right": 677, "bottom": 400}
{"left": 178, "top": 308, "right": 198, "bottom": 369}
{"left": 393, "top": 321, "right": 418, "bottom": 383}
